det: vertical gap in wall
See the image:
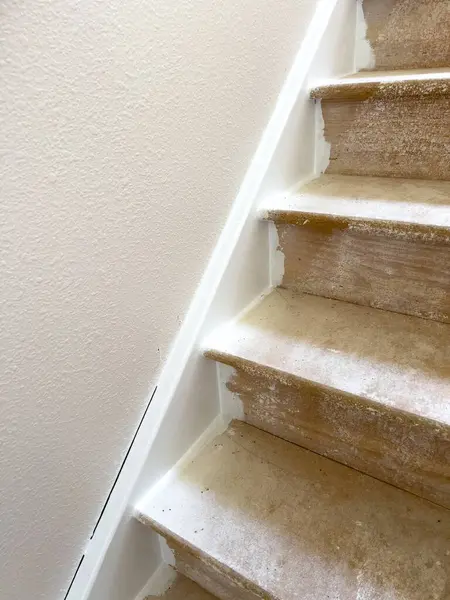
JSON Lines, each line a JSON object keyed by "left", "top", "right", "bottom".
{"left": 89, "top": 384, "right": 158, "bottom": 540}
{"left": 63, "top": 555, "right": 85, "bottom": 600}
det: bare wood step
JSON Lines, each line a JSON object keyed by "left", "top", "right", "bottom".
{"left": 321, "top": 93, "right": 450, "bottom": 180}
{"left": 137, "top": 421, "right": 450, "bottom": 600}
{"left": 264, "top": 175, "right": 450, "bottom": 323}
{"left": 361, "top": 0, "right": 450, "bottom": 71}
{"left": 310, "top": 69, "right": 450, "bottom": 102}
{"left": 204, "top": 289, "right": 450, "bottom": 508}
{"left": 262, "top": 174, "right": 450, "bottom": 243}
{"left": 146, "top": 573, "right": 217, "bottom": 600}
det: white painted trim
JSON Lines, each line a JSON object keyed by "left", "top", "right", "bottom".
{"left": 354, "top": 0, "right": 375, "bottom": 71}
{"left": 314, "top": 101, "right": 331, "bottom": 175}
{"left": 133, "top": 563, "right": 176, "bottom": 600}
{"left": 216, "top": 362, "right": 245, "bottom": 422}
{"left": 67, "top": 2, "right": 345, "bottom": 599}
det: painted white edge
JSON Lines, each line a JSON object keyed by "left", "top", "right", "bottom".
{"left": 354, "top": 0, "right": 375, "bottom": 71}
{"left": 216, "top": 362, "right": 245, "bottom": 422}
{"left": 133, "top": 562, "right": 176, "bottom": 600}
{"left": 66, "top": 1, "right": 341, "bottom": 599}
{"left": 133, "top": 416, "right": 227, "bottom": 598}
{"left": 159, "top": 537, "right": 175, "bottom": 569}
{"left": 135, "top": 414, "right": 227, "bottom": 516}
{"left": 314, "top": 101, "right": 331, "bottom": 176}
{"left": 268, "top": 221, "right": 284, "bottom": 287}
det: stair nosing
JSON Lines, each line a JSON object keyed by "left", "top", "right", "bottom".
{"left": 204, "top": 344, "right": 450, "bottom": 431}
{"left": 137, "top": 421, "right": 450, "bottom": 600}
{"left": 137, "top": 512, "right": 269, "bottom": 600}
{"left": 203, "top": 290, "right": 450, "bottom": 428}
{"left": 260, "top": 174, "right": 450, "bottom": 243}
{"left": 263, "top": 207, "right": 450, "bottom": 243}
{"left": 310, "top": 68, "right": 450, "bottom": 101}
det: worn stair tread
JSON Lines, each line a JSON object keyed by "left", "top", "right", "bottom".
{"left": 137, "top": 421, "right": 450, "bottom": 600}
{"left": 310, "top": 68, "right": 450, "bottom": 101}
{"left": 204, "top": 289, "right": 450, "bottom": 426}
{"left": 261, "top": 174, "right": 450, "bottom": 242}
{"left": 146, "top": 573, "right": 217, "bottom": 599}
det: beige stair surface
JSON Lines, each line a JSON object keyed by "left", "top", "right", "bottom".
{"left": 321, "top": 95, "right": 450, "bottom": 180}
{"left": 311, "top": 69, "right": 450, "bottom": 101}
{"left": 361, "top": 0, "right": 450, "bottom": 71}
{"left": 262, "top": 173, "right": 450, "bottom": 322}
{"left": 204, "top": 289, "right": 450, "bottom": 507}
{"left": 263, "top": 174, "right": 450, "bottom": 242}
{"left": 137, "top": 421, "right": 450, "bottom": 600}
{"left": 146, "top": 573, "right": 217, "bottom": 599}
{"left": 139, "top": 4, "right": 450, "bottom": 599}
{"left": 275, "top": 222, "right": 450, "bottom": 323}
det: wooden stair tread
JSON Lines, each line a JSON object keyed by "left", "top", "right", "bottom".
{"left": 146, "top": 574, "right": 217, "bottom": 599}
{"left": 261, "top": 174, "right": 450, "bottom": 242}
{"left": 204, "top": 289, "right": 450, "bottom": 426}
{"left": 310, "top": 68, "right": 450, "bottom": 101}
{"left": 137, "top": 421, "right": 449, "bottom": 600}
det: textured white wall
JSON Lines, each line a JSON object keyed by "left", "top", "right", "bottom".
{"left": 0, "top": 0, "right": 317, "bottom": 598}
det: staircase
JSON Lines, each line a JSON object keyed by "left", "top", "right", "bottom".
{"left": 138, "top": 1, "right": 450, "bottom": 598}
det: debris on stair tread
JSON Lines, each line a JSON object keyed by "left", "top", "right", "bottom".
{"left": 137, "top": 421, "right": 450, "bottom": 600}
{"left": 261, "top": 174, "right": 450, "bottom": 241}
{"left": 205, "top": 289, "right": 450, "bottom": 426}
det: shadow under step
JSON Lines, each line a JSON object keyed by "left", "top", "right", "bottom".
{"left": 146, "top": 573, "right": 217, "bottom": 600}
{"left": 261, "top": 174, "right": 450, "bottom": 323}
{"left": 136, "top": 421, "right": 449, "bottom": 600}
{"left": 204, "top": 288, "right": 450, "bottom": 508}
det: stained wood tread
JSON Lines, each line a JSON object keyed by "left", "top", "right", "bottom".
{"left": 204, "top": 288, "right": 450, "bottom": 428}
{"left": 310, "top": 68, "right": 450, "bottom": 101}
{"left": 260, "top": 174, "right": 450, "bottom": 243}
{"left": 137, "top": 421, "right": 450, "bottom": 600}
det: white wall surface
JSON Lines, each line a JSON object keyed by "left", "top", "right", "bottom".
{"left": 0, "top": 0, "right": 318, "bottom": 598}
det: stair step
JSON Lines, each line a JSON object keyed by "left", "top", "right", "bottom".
{"left": 262, "top": 174, "right": 450, "bottom": 243}
{"left": 137, "top": 421, "right": 450, "bottom": 600}
{"left": 264, "top": 175, "right": 450, "bottom": 323}
{"left": 146, "top": 573, "right": 217, "bottom": 599}
{"left": 361, "top": 0, "right": 450, "bottom": 71}
{"left": 310, "top": 69, "right": 450, "bottom": 101}
{"left": 320, "top": 92, "right": 450, "bottom": 180}
{"left": 204, "top": 289, "right": 450, "bottom": 507}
